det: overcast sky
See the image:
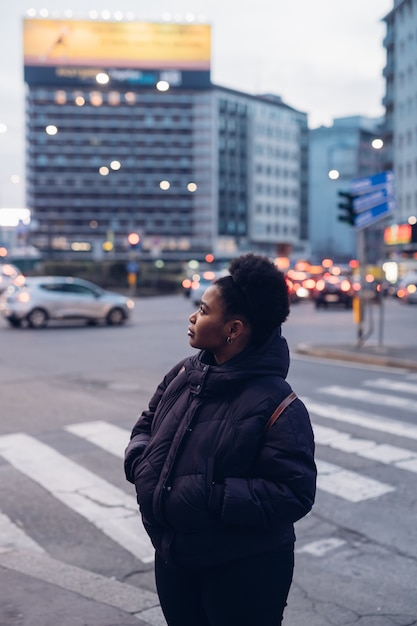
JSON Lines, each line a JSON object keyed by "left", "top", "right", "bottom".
{"left": 0, "top": 0, "right": 393, "bottom": 208}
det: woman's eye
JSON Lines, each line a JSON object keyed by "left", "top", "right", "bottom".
{"left": 198, "top": 305, "right": 205, "bottom": 314}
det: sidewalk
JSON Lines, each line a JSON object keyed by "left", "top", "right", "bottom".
{"left": 296, "top": 341, "right": 417, "bottom": 371}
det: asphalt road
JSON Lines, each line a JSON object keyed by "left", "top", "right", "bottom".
{"left": 0, "top": 295, "right": 416, "bottom": 625}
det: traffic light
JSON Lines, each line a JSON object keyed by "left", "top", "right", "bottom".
{"left": 411, "top": 223, "right": 417, "bottom": 244}
{"left": 337, "top": 191, "right": 356, "bottom": 226}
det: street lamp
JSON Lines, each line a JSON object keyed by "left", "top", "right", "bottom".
{"left": 371, "top": 138, "right": 384, "bottom": 150}
{"left": 328, "top": 169, "right": 340, "bottom": 180}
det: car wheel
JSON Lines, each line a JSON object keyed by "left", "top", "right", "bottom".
{"left": 27, "top": 308, "right": 48, "bottom": 328}
{"left": 106, "top": 307, "right": 125, "bottom": 325}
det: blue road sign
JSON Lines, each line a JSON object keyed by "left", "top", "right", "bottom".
{"left": 351, "top": 170, "right": 394, "bottom": 195}
{"left": 349, "top": 170, "right": 395, "bottom": 229}
{"left": 354, "top": 201, "right": 395, "bottom": 230}
{"left": 353, "top": 187, "right": 393, "bottom": 213}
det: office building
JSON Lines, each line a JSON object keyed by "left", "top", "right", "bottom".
{"left": 23, "top": 17, "right": 308, "bottom": 261}
{"left": 309, "top": 116, "right": 385, "bottom": 263}
{"left": 383, "top": 0, "right": 417, "bottom": 224}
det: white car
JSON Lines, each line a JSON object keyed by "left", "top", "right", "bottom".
{"left": 0, "top": 276, "right": 135, "bottom": 328}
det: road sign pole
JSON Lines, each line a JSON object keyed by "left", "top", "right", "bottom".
{"left": 356, "top": 229, "right": 366, "bottom": 347}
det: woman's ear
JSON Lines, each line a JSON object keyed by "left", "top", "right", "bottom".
{"left": 229, "top": 319, "right": 245, "bottom": 340}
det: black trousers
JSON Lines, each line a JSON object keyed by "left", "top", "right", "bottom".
{"left": 155, "top": 549, "right": 294, "bottom": 626}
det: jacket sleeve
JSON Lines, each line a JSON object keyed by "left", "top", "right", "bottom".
{"left": 219, "top": 399, "right": 316, "bottom": 528}
{"left": 124, "top": 358, "right": 187, "bottom": 483}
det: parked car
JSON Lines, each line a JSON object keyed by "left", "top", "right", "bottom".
{"left": 0, "top": 276, "right": 135, "bottom": 328}
{"left": 313, "top": 275, "right": 356, "bottom": 309}
{"left": 0, "top": 263, "right": 25, "bottom": 294}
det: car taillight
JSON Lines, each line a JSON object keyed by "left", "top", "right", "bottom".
{"left": 303, "top": 278, "right": 316, "bottom": 290}
{"left": 340, "top": 279, "right": 351, "bottom": 292}
{"left": 17, "top": 292, "right": 30, "bottom": 303}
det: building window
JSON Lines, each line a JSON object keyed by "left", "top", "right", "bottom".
{"left": 55, "top": 90, "right": 66, "bottom": 104}
{"left": 108, "top": 92, "right": 121, "bottom": 105}
{"left": 90, "top": 91, "right": 103, "bottom": 106}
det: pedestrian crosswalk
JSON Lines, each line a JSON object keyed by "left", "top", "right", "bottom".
{"left": 0, "top": 374, "right": 416, "bottom": 620}
{"left": 0, "top": 432, "right": 154, "bottom": 563}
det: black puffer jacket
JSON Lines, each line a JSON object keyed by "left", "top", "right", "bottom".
{"left": 125, "top": 328, "right": 316, "bottom": 568}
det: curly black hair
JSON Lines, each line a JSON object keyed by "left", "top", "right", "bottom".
{"left": 214, "top": 253, "right": 290, "bottom": 345}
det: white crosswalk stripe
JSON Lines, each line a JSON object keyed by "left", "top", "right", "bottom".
{"left": 313, "top": 423, "right": 417, "bottom": 472}
{"left": 363, "top": 378, "right": 417, "bottom": 395}
{"left": 0, "top": 433, "right": 154, "bottom": 563}
{"left": 65, "top": 420, "right": 128, "bottom": 457}
{"left": 317, "top": 385, "right": 417, "bottom": 411}
{"left": 303, "top": 398, "right": 417, "bottom": 440}
{"left": 66, "top": 421, "right": 398, "bottom": 502}
{"left": 0, "top": 510, "right": 45, "bottom": 554}
{"left": 316, "top": 459, "right": 395, "bottom": 502}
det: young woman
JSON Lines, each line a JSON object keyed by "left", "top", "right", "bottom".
{"left": 125, "top": 253, "right": 316, "bottom": 626}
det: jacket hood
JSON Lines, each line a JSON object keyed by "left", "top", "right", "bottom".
{"left": 185, "top": 327, "right": 289, "bottom": 397}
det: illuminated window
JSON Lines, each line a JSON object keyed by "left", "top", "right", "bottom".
{"left": 74, "top": 92, "right": 85, "bottom": 106}
{"left": 125, "top": 92, "right": 136, "bottom": 104}
{"left": 55, "top": 90, "right": 66, "bottom": 105}
{"left": 90, "top": 91, "right": 103, "bottom": 106}
{"left": 108, "top": 91, "right": 120, "bottom": 105}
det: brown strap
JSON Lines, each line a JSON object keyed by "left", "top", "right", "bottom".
{"left": 264, "top": 392, "right": 298, "bottom": 432}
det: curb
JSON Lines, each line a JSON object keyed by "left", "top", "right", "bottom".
{"left": 295, "top": 344, "right": 417, "bottom": 371}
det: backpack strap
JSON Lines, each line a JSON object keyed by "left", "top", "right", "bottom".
{"left": 264, "top": 392, "right": 298, "bottom": 432}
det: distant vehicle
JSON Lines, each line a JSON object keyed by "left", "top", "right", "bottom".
{"left": 396, "top": 276, "right": 417, "bottom": 305}
{"left": 190, "top": 270, "right": 229, "bottom": 306}
{"left": 0, "top": 263, "right": 25, "bottom": 294}
{"left": 0, "top": 276, "right": 135, "bottom": 328}
{"left": 313, "top": 275, "right": 356, "bottom": 309}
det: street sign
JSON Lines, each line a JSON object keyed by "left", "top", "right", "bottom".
{"left": 353, "top": 187, "right": 392, "bottom": 214}
{"left": 349, "top": 170, "right": 395, "bottom": 229}
{"left": 351, "top": 170, "right": 394, "bottom": 195}
{"left": 354, "top": 201, "right": 395, "bottom": 230}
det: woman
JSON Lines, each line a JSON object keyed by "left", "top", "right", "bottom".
{"left": 125, "top": 253, "right": 316, "bottom": 626}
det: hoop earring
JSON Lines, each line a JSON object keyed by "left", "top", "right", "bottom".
{"left": 226, "top": 336, "right": 233, "bottom": 344}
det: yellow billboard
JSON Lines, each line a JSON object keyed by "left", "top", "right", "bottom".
{"left": 23, "top": 18, "right": 211, "bottom": 70}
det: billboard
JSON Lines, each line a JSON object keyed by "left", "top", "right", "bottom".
{"left": 23, "top": 18, "right": 211, "bottom": 88}
{"left": 384, "top": 224, "right": 412, "bottom": 246}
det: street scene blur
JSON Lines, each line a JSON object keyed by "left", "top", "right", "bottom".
{"left": 1, "top": 0, "right": 417, "bottom": 624}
